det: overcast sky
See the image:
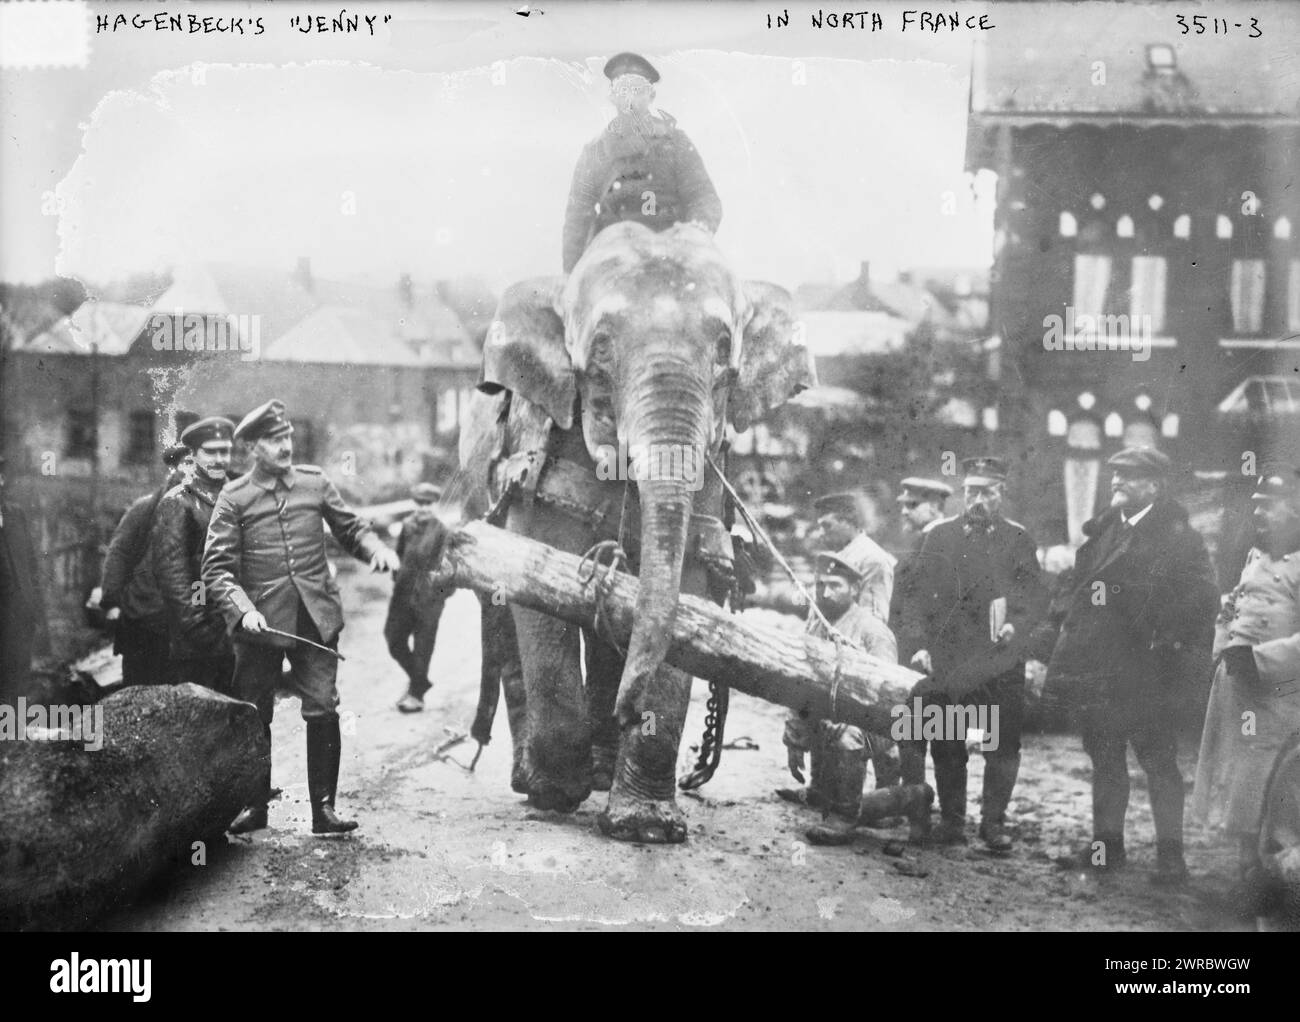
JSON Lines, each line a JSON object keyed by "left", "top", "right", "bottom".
{"left": 1, "top": 0, "right": 1001, "bottom": 292}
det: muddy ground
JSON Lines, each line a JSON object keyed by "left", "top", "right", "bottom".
{"left": 97, "top": 564, "right": 1251, "bottom": 932}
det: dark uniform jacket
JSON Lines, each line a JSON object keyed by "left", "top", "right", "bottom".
{"left": 889, "top": 530, "right": 927, "bottom": 665}
{"left": 101, "top": 488, "right": 168, "bottom": 631}
{"left": 562, "top": 109, "right": 722, "bottom": 272}
{"left": 904, "top": 513, "right": 1046, "bottom": 693}
{"left": 153, "top": 472, "right": 232, "bottom": 660}
{"left": 1045, "top": 499, "right": 1217, "bottom": 715}
{"left": 202, "top": 463, "right": 384, "bottom": 649}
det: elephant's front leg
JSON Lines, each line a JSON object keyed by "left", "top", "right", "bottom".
{"left": 597, "top": 662, "right": 691, "bottom": 843}
{"left": 513, "top": 604, "right": 592, "bottom": 812}
{"left": 584, "top": 628, "right": 623, "bottom": 792}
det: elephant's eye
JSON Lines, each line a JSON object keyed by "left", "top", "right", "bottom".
{"left": 714, "top": 329, "right": 733, "bottom": 366}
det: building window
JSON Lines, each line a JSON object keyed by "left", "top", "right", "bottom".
{"left": 1230, "top": 259, "right": 1267, "bottom": 334}
{"left": 1173, "top": 214, "right": 1191, "bottom": 239}
{"left": 1130, "top": 256, "right": 1167, "bottom": 334}
{"left": 64, "top": 409, "right": 97, "bottom": 460}
{"left": 1072, "top": 254, "right": 1111, "bottom": 318}
{"left": 125, "top": 410, "right": 156, "bottom": 466}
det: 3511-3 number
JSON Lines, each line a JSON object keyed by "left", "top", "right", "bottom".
{"left": 1176, "top": 14, "right": 1261, "bottom": 37}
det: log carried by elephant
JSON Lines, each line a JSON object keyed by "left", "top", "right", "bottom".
{"left": 442, "top": 519, "right": 923, "bottom": 734}
{"left": 0, "top": 684, "right": 268, "bottom": 930}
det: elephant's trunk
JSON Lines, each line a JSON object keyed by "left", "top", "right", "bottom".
{"left": 613, "top": 357, "right": 711, "bottom": 726}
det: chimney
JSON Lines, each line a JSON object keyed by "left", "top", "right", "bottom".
{"left": 293, "top": 256, "right": 314, "bottom": 293}
{"left": 397, "top": 273, "right": 414, "bottom": 309}
{"left": 858, "top": 261, "right": 870, "bottom": 284}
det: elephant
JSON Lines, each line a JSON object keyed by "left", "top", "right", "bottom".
{"left": 458, "top": 220, "right": 814, "bottom": 842}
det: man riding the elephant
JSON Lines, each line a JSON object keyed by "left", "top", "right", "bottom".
{"left": 561, "top": 52, "right": 723, "bottom": 273}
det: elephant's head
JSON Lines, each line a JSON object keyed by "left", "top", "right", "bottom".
{"left": 479, "top": 221, "right": 815, "bottom": 723}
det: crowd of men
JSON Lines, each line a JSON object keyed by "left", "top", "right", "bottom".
{"left": 773, "top": 450, "right": 1299, "bottom": 914}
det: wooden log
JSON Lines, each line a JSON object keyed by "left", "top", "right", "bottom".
{"left": 444, "top": 521, "right": 922, "bottom": 733}
{"left": 0, "top": 683, "right": 267, "bottom": 931}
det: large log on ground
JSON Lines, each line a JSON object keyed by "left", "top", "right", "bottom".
{"left": 0, "top": 684, "right": 267, "bottom": 931}
{"left": 444, "top": 521, "right": 922, "bottom": 732}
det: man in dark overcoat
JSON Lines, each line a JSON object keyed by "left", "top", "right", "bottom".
{"left": 1046, "top": 447, "right": 1217, "bottom": 886}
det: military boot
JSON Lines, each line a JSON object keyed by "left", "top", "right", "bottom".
{"left": 307, "top": 716, "right": 358, "bottom": 835}
{"left": 978, "top": 752, "right": 1020, "bottom": 853}
{"left": 228, "top": 725, "right": 273, "bottom": 834}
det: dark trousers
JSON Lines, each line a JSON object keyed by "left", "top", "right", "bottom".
{"left": 175, "top": 655, "right": 236, "bottom": 697}
{"left": 902, "top": 669, "right": 1025, "bottom": 822}
{"left": 383, "top": 592, "right": 445, "bottom": 698}
{"left": 1080, "top": 700, "right": 1184, "bottom": 852}
{"left": 116, "top": 619, "right": 175, "bottom": 687}
{"left": 232, "top": 603, "right": 339, "bottom": 724}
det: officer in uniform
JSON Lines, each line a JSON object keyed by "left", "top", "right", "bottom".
{"left": 561, "top": 51, "right": 723, "bottom": 273}
{"left": 903, "top": 457, "right": 1046, "bottom": 851}
{"left": 388, "top": 482, "right": 454, "bottom": 713}
{"left": 889, "top": 476, "right": 953, "bottom": 662}
{"left": 203, "top": 400, "right": 399, "bottom": 835}
{"left": 153, "top": 416, "right": 238, "bottom": 694}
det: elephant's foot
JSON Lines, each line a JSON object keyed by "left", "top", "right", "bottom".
{"left": 524, "top": 773, "right": 589, "bottom": 813}
{"left": 591, "top": 743, "right": 618, "bottom": 793}
{"left": 597, "top": 789, "right": 687, "bottom": 844}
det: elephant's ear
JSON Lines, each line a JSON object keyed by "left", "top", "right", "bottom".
{"left": 478, "top": 277, "right": 575, "bottom": 430}
{"left": 730, "top": 281, "right": 817, "bottom": 433}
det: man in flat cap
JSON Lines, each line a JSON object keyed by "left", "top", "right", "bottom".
{"left": 1193, "top": 467, "right": 1300, "bottom": 909}
{"left": 0, "top": 453, "right": 49, "bottom": 707}
{"left": 386, "top": 482, "right": 455, "bottom": 713}
{"left": 93, "top": 443, "right": 193, "bottom": 688}
{"left": 153, "top": 416, "right": 238, "bottom": 694}
{"left": 1046, "top": 446, "right": 1216, "bottom": 885}
{"left": 203, "top": 400, "right": 399, "bottom": 835}
{"left": 901, "top": 456, "right": 1046, "bottom": 851}
{"left": 561, "top": 51, "right": 723, "bottom": 273}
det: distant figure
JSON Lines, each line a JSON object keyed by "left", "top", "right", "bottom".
{"left": 562, "top": 51, "right": 722, "bottom": 273}
{"left": 153, "top": 417, "right": 238, "bottom": 694}
{"left": 0, "top": 454, "right": 49, "bottom": 706}
{"left": 388, "top": 483, "right": 454, "bottom": 714}
{"left": 1194, "top": 467, "right": 1300, "bottom": 911}
{"left": 95, "top": 444, "right": 192, "bottom": 688}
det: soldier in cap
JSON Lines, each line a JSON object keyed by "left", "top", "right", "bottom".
{"left": 152, "top": 416, "right": 238, "bottom": 694}
{"left": 1046, "top": 446, "right": 1216, "bottom": 885}
{"left": 779, "top": 549, "right": 905, "bottom": 816}
{"left": 202, "top": 400, "right": 400, "bottom": 835}
{"left": 387, "top": 482, "right": 455, "bottom": 713}
{"left": 561, "top": 51, "right": 723, "bottom": 273}
{"left": 93, "top": 443, "right": 194, "bottom": 688}
{"left": 1194, "top": 467, "right": 1300, "bottom": 909}
{"left": 901, "top": 456, "right": 1047, "bottom": 851}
